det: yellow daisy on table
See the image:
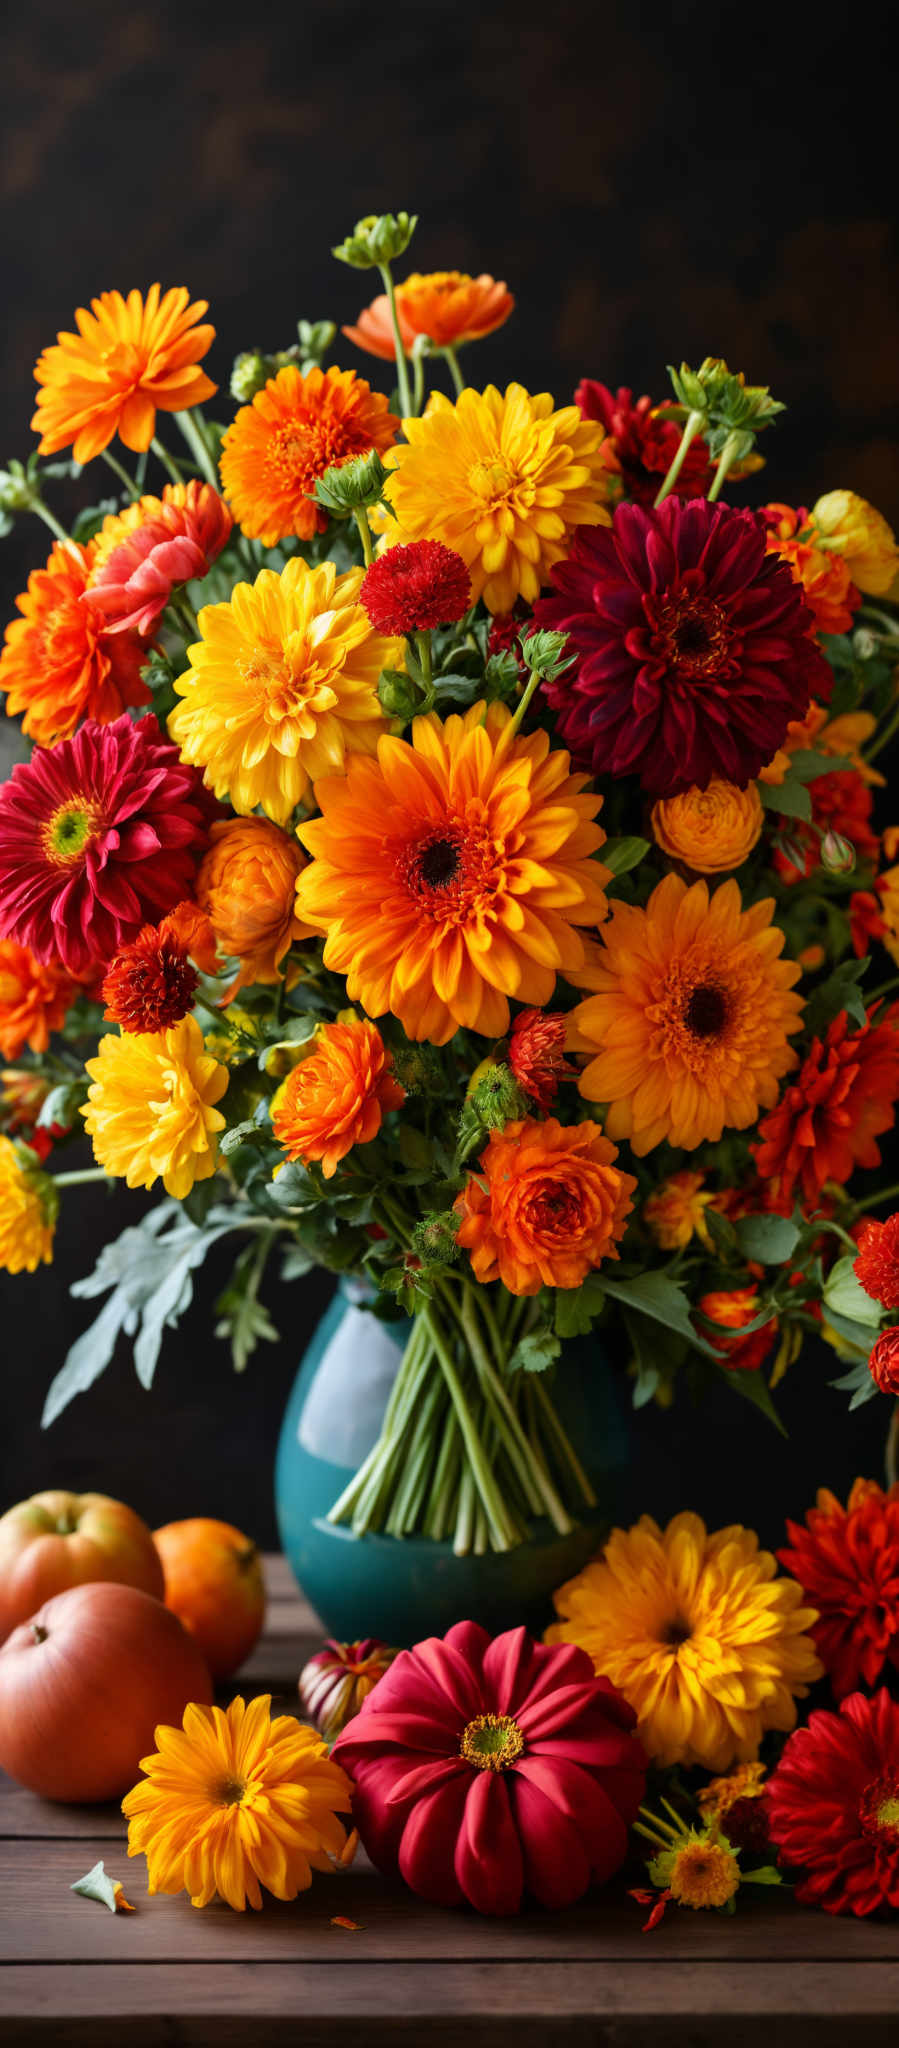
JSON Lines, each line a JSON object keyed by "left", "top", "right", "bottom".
{"left": 548, "top": 1511, "right": 821, "bottom": 1771}
{"left": 168, "top": 559, "right": 397, "bottom": 826}
{"left": 82, "top": 1016, "right": 228, "bottom": 1200}
{"left": 0, "top": 1136, "right": 57, "bottom": 1274}
{"left": 123, "top": 1695, "right": 353, "bottom": 1911}
{"left": 382, "top": 383, "right": 613, "bottom": 613}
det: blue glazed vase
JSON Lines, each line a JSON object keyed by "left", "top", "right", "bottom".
{"left": 275, "top": 1282, "right": 631, "bottom": 1645}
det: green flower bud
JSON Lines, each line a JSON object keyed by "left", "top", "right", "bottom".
{"left": 230, "top": 351, "right": 270, "bottom": 404}
{"left": 332, "top": 212, "right": 418, "bottom": 270}
{"left": 312, "top": 449, "right": 389, "bottom": 516}
{"left": 390, "top": 1043, "right": 445, "bottom": 1096}
{"left": 519, "top": 628, "right": 574, "bottom": 684}
{"left": 667, "top": 358, "right": 784, "bottom": 440}
{"left": 411, "top": 1210, "right": 460, "bottom": 1269}
{"left": 0, "top": 460, "right": 36, "bottom": 514}
{"left": 297, "top": 319, "right": 337, "bottom": 367}
{"left": 378, "top": 668, "right": 421, "bottom": 721}
{"left": 820, "top": 829, "right": 856, "bottom": 876}
{"left": 467, "top": 1061, "right": 529, "bottom": 1130}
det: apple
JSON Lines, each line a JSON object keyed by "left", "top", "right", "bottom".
{"left": 0, "top": 1491, "right": 164, "bottom": 1642}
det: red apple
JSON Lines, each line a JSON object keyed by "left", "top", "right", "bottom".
{"left": 0, "top": 1491, "right": 164, "bottom": 1642}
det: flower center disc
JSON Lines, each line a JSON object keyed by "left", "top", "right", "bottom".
{"left": 460, "top": 1712, "right": 524, "bottom": 1771}
{"left": 859, "top": 1769, "right": 899, "bottom": 1842}
{"left": 684, "top": 983, "right": 728, "bottom": 1038}
{"left": 43, "top": 801, "right": 100, "bottom": 866}
{"left": 216, "top": 1776, "right": 246, "bottom": 1807}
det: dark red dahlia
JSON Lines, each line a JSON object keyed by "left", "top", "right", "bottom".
{"left": 855, "top": 1214, "right": 899, "bottom": 1311}
{"left": 766, "top": 1688, "right": 899, "bottom": 1915}
{"left": 778, "top": 1481, "right": 899, "bottom": 1697}
{"left": 575, "top": 380, "right": 713, "bottom": 504}
{"left": 534, "top": 498, "right": 831, "bottom": 794}
{"left": 0, "top": 715, "right": 212, "bottom": 977}
{"left": 101, "top": 920, "right": 199, "bottom": 1032}
{"left": 360, "top": 540, "right": 471, "bottom": 636}
{"left": 332, "top": 1619, "right": 646, "bottom": 1915}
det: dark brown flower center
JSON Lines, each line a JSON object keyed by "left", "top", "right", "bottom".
{"left": 684, "top": 984, "right": 728, "bottom": 1037}
{"left": 460, "top": 1713, "right": 524, "bottom": 1772}
{"left": 417, "top": 837, "right": 461, "bottom": 888}
{"left": 660, "top": 1614, "right": 692, "bottom": 1648}
{"left": 645, "top": 586, "right": 734, "bottom": 681}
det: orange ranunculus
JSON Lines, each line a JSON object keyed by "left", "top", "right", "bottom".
{"left": 762, "top": 503, "right": 860, "bottom": 636}
{"left": 810, "top": 491, "right": 899, "bottom": 597}
{"left": 697, "top": 1286, "right": 778, "bottom": 1373}
{"left": 0, "top": 541, "right": 149, "bottom": 748}
{"left": 454, "top": 1116, "right": 636, "bottom": 1297}
{"left": 0, "top": 940, "right": 76, "bottom": 1060}
{"left": 218, "top": 365, "right": 399, "bottom": 547}
{"left": 651, "top": 779, "right": 763, "bottom": 875}
{"left": 196, "top": 819, "right": 317, "bottom": 1001}
{"left": 343, "top": 272, "right": 514, "bottom": 361}
{"left": 32, "top": 287, "right": 217, "bottom": 463}
{"left": 643, "top": 1170, "right": 716, "bottom": 1251}
{"left": 271, "top": 1018, "right": 405, "bottom": 1180}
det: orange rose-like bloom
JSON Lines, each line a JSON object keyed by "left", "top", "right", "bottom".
{"left": 644, "top": 1170, "right": 715, "bottom": 1251}
{"left": 272, "top": 1018, "right": 405, "bottom": 1180}
{"left": 697, "top": 1287, "right": 778, "bottom": 1373}
{"left": 32, "top": 287, "right": 216, "bottom": 463}
{"left": 454, "top": 1116, "right": 636, "bottom": 1296}
{"left": 762, "top": 504, "right": 860, "bottom": 636}
{"left": 343, "top": 271, "right": 515, "bottom": 359}
{"left": 651, "top": 780, "right": 763, "bottom": 875}
{"left": 83, "top": 482, "right": 233, "bottom": 638}
{"left": 219, "top": 365, "right": 398, "bottom": 547}
{"left": 0, "top": 940, "right": 76, "bottom": 1059}
{"left": 0, "top": 542, "right": 149, "bottom": 748}
{"left": 295, "top": 700, "right": 611, "bottom": 1046}
{"left": 196, "top": 818, "right": 316, "bottom": 1000}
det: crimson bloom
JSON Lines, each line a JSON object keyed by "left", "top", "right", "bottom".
{"left": 83, "top": 482, "right": 233, "bottom": 638}
{"left": 854, "top": 1214, "right": 899, "bottom": 1310}
{"left": 534, "top": 498, "right": 830, "bottom": 794}
{"left": 869, "top": 1328, "right": 899, "bottom": 1397}
{"left": 766, "top": 1688, "right": 899, "bottom": 1915}
{"left": 575, "top": 381, "right": 713, "bottom": 504}
{"left": 101, "top": 912, "right": 200, "bottom": 1032}
{"left": 332, "top": 1620, "right": 646, "bottom": 1915}
{"left": 359, "top": 541, "right": 471, "bottom": 636}
{"left": 778, "top": 1481, "right": 899, "bottom": 1698}
{"left": 0, "top": 715, "right": 211, "bottom": 976}
{"left": 508, "top": 1008, "right": 574, "bottom": 1110}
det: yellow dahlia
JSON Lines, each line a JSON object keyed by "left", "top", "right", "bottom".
{"left": 382, "top": 384, "right": 612, "bottom": 613}
{"left": 568, "top": 873, "right": 803, "bottom": 1154}
{"left": 82, "top": 1015, "right": 228, "bottom": 1199}
{"left": 123, "top": 1694, "right": 352, "bottom": 1911}
{"left": 168, "top": 558, "right": 396, "bottom": 825}
{"left": 295, "top": 699, "right": 611, "bottom": 1044}
{"left": 0, "top": 1136, "right": 56, "bottom": 1274}
{"left": 547, "top": 1511, "right": 822, "bottom": 1770}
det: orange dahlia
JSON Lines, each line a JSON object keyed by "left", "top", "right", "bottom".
{"left": 651, "top": 779, "right": 763, "bottom": 875}
{"left": 569, "top": 874, "right": 803, "bottom": 1155}
{"left": 454, "top": 1115, "right": 636, "bottom": 1296}
{"left": 295, "top": 700, "right": 611, "bottom": 1045}
{"left": 196, "top": 818, "right": 315, "bottom": 1000}
{"left": 0, "top": 940, "right": 75, "bottom": 1059}
{"left": 696, "top": 1286, "right": 779, "bottom": 1374}
{"left": 343, "top": 271, "right": 515, "bottom": 359}
{"left": 0, "top": 541, "right": 149, "bottom": 748}
{"left": 219, "top": 365, "right": 398, "bottom": 547}
{"left": 643, "top": 1170, "right": 716, "bottom": 1251}
{"left": 752, "top": 1008, "right": 899, "bottom": 1210}
{"left": 762, "top": 503, "right": 861, "bottom": 636}
{"left": 271, "top": 1018, "right": 404, "bottom": 1179}
{"left": 32, "top": 287, "right": 216, "bottom": 463}
{"left": 102, "top": 918, "right": 199, "bottom": 1034}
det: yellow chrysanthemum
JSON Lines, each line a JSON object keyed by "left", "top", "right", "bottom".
{"left": 382, "top": 384, "right": 612, "bottom": 613}
{"left": 0, "top": 1136, "right": 56, "bottom": 1274}
{"left": 123, "top": 1694, "right": 352, "bottom": 1911}
{"left": 82, "top": 1015, "right": 228, "bottom": 1199}
{"left": 665, "top": 1833, "right": 741, "bottom": 1910}
{"left": 547, "top": 1511, "right": 822, "bottom": 1771}
{"left": 168, "top": 559, "right": 397, "bottom": 825}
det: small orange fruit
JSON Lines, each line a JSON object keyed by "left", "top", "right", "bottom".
{"left": 152, "top": 1518, "right": 266, "bottom": 1680}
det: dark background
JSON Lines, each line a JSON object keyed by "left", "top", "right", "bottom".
{"left": 1, "top": 0, "right": 897, "bottom": 1553}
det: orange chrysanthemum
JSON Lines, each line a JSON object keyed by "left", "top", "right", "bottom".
{"left": 643, "top": 1170, "right": 716, "bottom": 1251}
{"left": 762, "top": 504, "right": 861, "bottom": 637}
{"left": 219, "top": 365, "right": 398, "bottom": 547}
{"left": 0, "top": 541, "right": 149, "bottom": 747}
{"left": 271, "top": 1018, "right": 404, "bottom": 1179}
{"left": 752, "top": 1007, "right": 899, "bottom": 1211}
{"left": 0, "top": 940, "right": 76, "bottom": 1059}
{"left": 196, "top": 818, "right": 316, "bottom": 1001}
{"left": 569, "top": 874, "right": 803, "bottom": 1155}
{"left": 295, "top": 700, "right": 611, "bottom": 1045}
{"left": 651, "top": 780, "right": 764, "bottom": 875}
{"left": 343, "top": 271, "right": 515, "bottom": 359}
{"left": 32, "top": 287, "right": 216, "bottom": 463}
{"left": 454, "top": 1115, "right": 636, "bottom": 1296}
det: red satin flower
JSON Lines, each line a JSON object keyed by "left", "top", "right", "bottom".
{"left": 332, "top": 1619, "right": 646, "bottom": 1915}
{"left": 575, "top": 380, "right": 713, "bottom": 504}
{"left": 766, "top": 1688, "right": 899, "bottom": 1915}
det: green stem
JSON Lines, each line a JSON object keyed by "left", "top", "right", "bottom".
{"left": 859, "top": 604, "right": 899, "bottom": 641}
{"left": 457, "top": 1284, "right": 574, "bottom": 1533}
{"left": 443, "top": 346, "right": 464, "bottom": 397}
{"left": 53, "top": 1169, "right": 112, "bottom": 1188}
{"left": 378, "top": 264, "right": 413, "bottom": 419}
{"left": 653, "top": 409, "right": 704, "bottom": 506}
{"left": 848, "top": 1181, "right": 899, "bottom": 1219}
{"left": 151, "top": 436, "right": 184, "bottom": 486}
{"left": 867, "top": 976, "right": 899, "bottom": 1006}
{"left": 31, "top": 501, "right": 76, "bottom": 550}
{"left": 411, "top": 340, "right": 426, "bottom": 415}
{"left": 415, "top": 630, "right": 433, "bottom": 702}
{"left": 865, "top": 695, "right": 899, "bottom": 763}
{"left": 100, "top": 449, "right": 141, "bottom": 500}
{"left": 504, "top": 665, "right": 542, "bottom": 740}
{"left": 424, "top": 1307, "right": 516, "bottom": 1549}
{"left": 353, "top": 507, "right": 374, "bottom": 567}
{"left": 707, "top": 438, "right": 738, "bottom": 504}
{"left": 176, "top": 409, "right": 220, "bottom": 487}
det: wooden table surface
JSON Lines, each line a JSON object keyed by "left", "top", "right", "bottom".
{"left": 2, "top": 1556, "right": 898, "bottom": 2046}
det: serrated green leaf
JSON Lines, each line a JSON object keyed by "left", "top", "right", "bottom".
{"left": 601, "top": 1270, "right": 717, "bottom": 1357}
{"left": 803, "top": 957, "right": 870, "bottom": 1038}
{"left": 508, "top": 1326, "right": 561, "bottom": 1374}
{"left": 734, "top": 1214, "right": 801, "bottom": 1265}
{"left": 554, "top": 1288, "right": 599, "bottom": 1339}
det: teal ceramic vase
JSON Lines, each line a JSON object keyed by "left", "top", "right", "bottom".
{"left": 275, "top": 1281, "right": 631, "bottom": 1645}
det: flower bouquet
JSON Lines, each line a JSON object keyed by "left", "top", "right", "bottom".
{"left": 3, "top": 209, "right": 899, "bottom": 1594}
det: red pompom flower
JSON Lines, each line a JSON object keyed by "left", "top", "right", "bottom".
{"left": 869, "top": 1328, "right": 899, "bottom": 1397}
{"left": 0, "top": 715, "right": 211, "bottom": 976}
{"left": 101, "top": 909, "right": 201, "bottom": 1033}
{"left": 855, "top": 1214, "right": 899, "bottom": 1311}
{"left": 766, "top": 1688, "right": 899, "bottom": 1915}
{"left": 752, "top": 1008, "right": 899, "bottom": 1212}
{"left": 332, "top": 1619, "right": 646, "bottom": 1915}
{"left": 778, "top": 1481, "right": 899, "bottom": 1698}
{"left": 534, "top": 498, "right": 830, "bottom": 794}
{"left": 575, "top": 380, "right": 713, "bottom": 504}
{"left": 508, "top": 1008, "right": 574, "bottom": 1111}
{"left": 360, "top": 541, "right": 471, "bottom": 636}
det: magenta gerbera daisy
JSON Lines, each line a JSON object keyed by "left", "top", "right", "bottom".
{"left": 766, "top": 1689, "right": 899, "bottom": 1916}
{"left": 0, "top": 715, "right": 212, "bottom": 975}
{"left": 534, "top": 498, "right": 831, "bottom": 794}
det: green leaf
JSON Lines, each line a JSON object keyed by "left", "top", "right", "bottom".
{"left": 740, "top": 1865, "right": 783, "bottom": 1886}
{"left": 508, "top": 1326, "right": 561, "bottom": 1374}
{"left": 214, "top": 1236, "right": 280, "bottom": 1373}
{"left": 722, "top": 1365, "right": 787, "bottom": 1435}
{"left": 601, "top": 1270, "right": 717, "bottom": 1358}
{"left": 824, "top": 1313, "right": 877, "bottom": 1357}
{"left": 622, "top": 1311, "right": 661, "bottom": 1409}
{"left": 554, "top": 1288, "right": 599, "bottom": 1340}
{"left": 734, "top": 1214, "right": 800, "bottom": 1265}
{"left": 823, "top": 1255, "right": 882, "bottom": 1328}
{"left": 803, "top": 956, "right": 870, "bottom": 1038}
{"left": 787, "top": 748, "right": 852, "bottom": 784}
{"left": 70, "top": 1861, "right": 125, "bottom": 1913}
{"left": 601, "top": 835, "right": 651, "bottom": 877}
{"left": 36, "top": 1080, "right": 85, "bottom": 1130}
{"left": 759, "top": 776, "right": 812, "bottom": 822}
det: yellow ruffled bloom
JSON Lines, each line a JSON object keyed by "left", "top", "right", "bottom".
{"left": 547, "top": 1511, "right": 821, "bottom": 1770}
{"left": 651, "top": 779, "right": 763, "bottom": 874}
{"left": 0, "top": 1136, "right": 56, "bottom": 1273}
{"left": 382, "top": 383, "right": 612, "bottom": 614}
{"left": 168, "top": 559, "right": 397, "bottom": 825}
{"left": 123, "top": 1695, "right": 352, "bottom": 1911}
{"left": 82, "top": 1016, "right": 228, "bottom": 1199}
{"left": 811, "top": 490, "right": 899, "bottom": 596}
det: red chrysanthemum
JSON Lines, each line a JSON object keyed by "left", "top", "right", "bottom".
{"left": 575, "top": 381, "right": 714, "bottom": 504}
{"left": 101, "top": 913, "right": 200, "bottom": 1032}
{"left": 752, "top": 1008, "right": 899, "bottom": 1211}
{"left": 83, "top": 481, "right": 233, "bottom": 638}
{"left": 854, "top": 1215, "right": 899, "bottom": 1310}
{"left": 869, "top": 1328, "right": 899, "bottom": 1397}
{"left": 773, "top": 768, "right": 880, "bottom": 884}
{"left": 360, "top": 541, "right": 471, "bottom": 637}
{"left": 0, "top": 715, "right": 212, "bottom": 976}
{"left": 508, "top": 1008, "right": 574, "bottom": 1110}
{"left": 332, "top": 1619, "right": 646, "bottom": 1915}
{"left": 766, "top": 1688, "right": 899, "bottom": 1915}
{"left": 534, "top": 498, "right": 831, "bottom": 794}
{"left": 696, "top": 1286, "right": 779, "bottom": 1373}
{"left": 778, "top": 1480, "right": 899, "bottom": 1698}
